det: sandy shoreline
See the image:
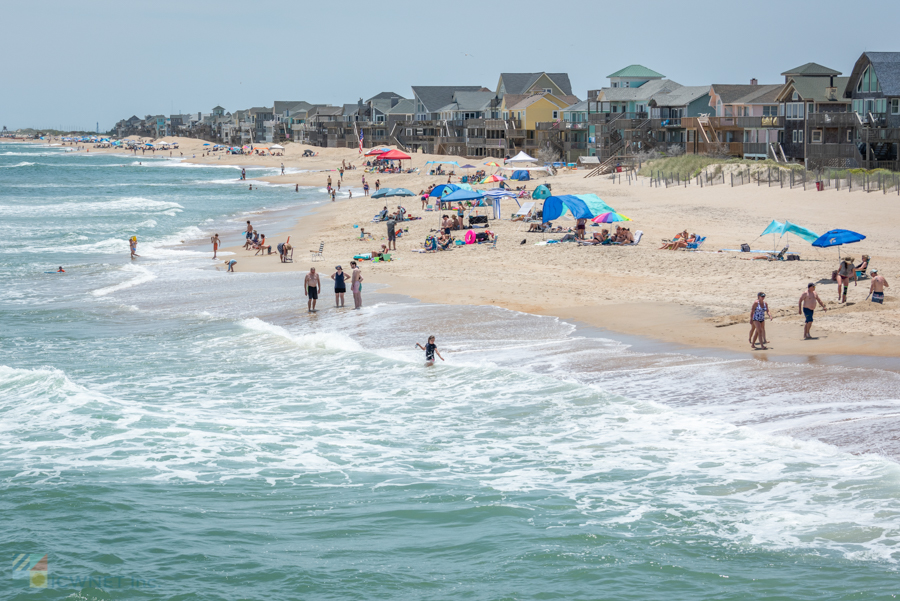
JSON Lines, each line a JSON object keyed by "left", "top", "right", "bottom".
{"left": 40, "top": 136, "right": 900, "bottom": 358}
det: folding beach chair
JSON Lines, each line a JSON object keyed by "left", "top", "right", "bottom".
{"left": 310, "top": 241, "right": 324, "bottom": 262}
{"left": 623, "top": 230, "right": 643, "bottom": 246}
{"left": 684, "top": 236, "right": 707, "bottom": 250}
{"left": 514, "top": 202, "right": 536, "bottom": 231}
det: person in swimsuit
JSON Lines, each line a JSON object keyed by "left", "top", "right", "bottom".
{"left": 129, "top": 236, "right": 139, "bottom": 259}
{"left": 836, "top": 256, "right": 855, "bottom": 303}
{"left": 416, "top": 335, "right": 444, "bottom": 367}
{"left": 57, "top": 266, "right": 65, "bottom": 273}
{"left": 869, "top": 269, "right": 889, "bottom": 304}
{"left": 441, "top": 215, "right": 452, "bottom": 236}
{"left": 330, "top": 266, "right": 347, "bottom": 308}
{"left": 749, "top": 292, "right": 772, "bottom": 349}
{"left": 350, "top": 261, "right": 363, "bottom": 309}
{"left": 799, "top": 283, "right": 827, "bottom": 340}
{"left": 304, "top": 267, "right": 321, "bottom": 312}
{"left": 575, "top": 218, "right": 587, "bottom": 240}
{"left": 211, "top": 233, "right": 220, "bottom": 259}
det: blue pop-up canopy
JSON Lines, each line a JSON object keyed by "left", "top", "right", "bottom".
{"left": 575, "top": 194, "right": 616, "bottom": 216}
{"left": 428, "top": 184, "right": 459, "bottom": 198}
{"left": 442, "top": 189, "right": 484, "bottom": 203}
{"left": 542, "top": 195, "right": 593, "bottom": 222}
{"left": 532, "top": 184, "right": 551, "bottom": 200}
{"left": 510, "top": 170, "right": 531, "bottom": 181}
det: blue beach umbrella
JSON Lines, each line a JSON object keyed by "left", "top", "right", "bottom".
{"left": 812, "top": 229, "right": 866, "bottom": 259}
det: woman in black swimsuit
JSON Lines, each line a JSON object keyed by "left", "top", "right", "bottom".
{"left": 330, "top": 266, "right": 347, "bottom": 308}
{"left": 416, "top": 336, "right": 444, "bottom": 367}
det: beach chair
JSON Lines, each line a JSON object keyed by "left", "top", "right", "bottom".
{"left": 684, "top": 236, "right": 706, "bottom": 250}
{"left": 766, "top": 244, "right": 788, "bottom": 260}
{"left": 623, "top": 230, "right": 643, "bottom": 246}
{"left": 310, "top": 241, "right": 324, "bottom": 262}
{"left": 513, "top": 202, "right": 536, "bottom": 230}
{"left": 425, "top": 204, "right": 434, "bottom": 212}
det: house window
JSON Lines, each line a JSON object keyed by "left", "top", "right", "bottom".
{"left": 846, "top": 129, "right": 853, "bottom": 142}
{"left": 552, "top": 111, "right": 559, "bottom": 120}
{"left": 811, "top": 130, "right": 822, "bottom": 143}
{"left": 875, "top": 98, "right": 887, "bottom": 114}
{"left": 892, "top": 99, "right": 900, "bottom": 115}
{"left": 807, "top": 103, "right": 814, "bottom": 115}
{"left": 762, "top": 106, "right": 776, "bottom": 117}
{"left": 857, "top": 65, "right": 882, "bottom": 93}
{"left": 601, "top": 102, "right": 610, "bottom": 112}
{"left": 612, "top": 82, "right": 619, "bottom": 88}
{"left": 543, "top": 88, "right": 553, "bottom": 94}
{"left": 792, "top": 92, "right": 799, "bottom": 101}
{"left": 792, "top": 130, "right": 797, "bottom": 143}
{"left": 798, "top": 130, "right": 803, "bottom": 144}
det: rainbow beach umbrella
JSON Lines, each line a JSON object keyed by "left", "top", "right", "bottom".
{"left": 591, "top": 211, "right": 631, "bottom": 224}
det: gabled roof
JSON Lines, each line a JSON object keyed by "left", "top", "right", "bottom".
{"left": 600, "top": 79, "right": 682, "bottom": 102}
{"left": 563, "top": 99, "right": 590, "bottom": 112}
{"left": 652, "top": 85, "right": 710, "bottom": 108}
{"left": 273, "top": 101, "right": 304, "bottom": 114}
{"left": 385, "top": 98, "right": 415, "bottom": 115}
{"left": 710, "top": 84, "right": 782, "bottom": 104}
{"left": 776, "top": 77, "right": 851, "bottom": 103}
{"left": 212, "top": 106, "right": 225, "bottom": 111}
{"left": 286, "top": 101, "right": 313, "bottom": 114}
{"left": 412, "top": 86, "right": 486, "bottom": 113}
{"left": 342, "top": 103, "right": 361, "bottom": 117}
{"left": 781, "top": 62, "right": 841, "bottom": 77}
{"left": 248, "top": 106, "right": 273, "bottom": 115}
{"left": 366, "top": 91, "right": 405, "bottom": 103}
{"left": 607, "top": 65, "right": 664, "bottom": 79}
{"left": 845, "top": 52, "right": 900, "bottom": 97}
{"left": 498, "top": 73, "right": 573, "bottom": 96}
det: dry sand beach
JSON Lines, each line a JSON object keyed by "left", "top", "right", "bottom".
{"left": 62, "top": 136, "right": 900, "bottom": 357}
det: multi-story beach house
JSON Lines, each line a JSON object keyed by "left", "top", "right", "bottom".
{"left": 682, "top": 81, "right": 782, "bottom": 159}
{"left": 773, "top": 63, "right": 850, "bottom": 165}
{"left": 804, "top": 52, "right": 900, "bottom": 170}
{"left": 587, "top": 65, "right": 709, "bottom": 162}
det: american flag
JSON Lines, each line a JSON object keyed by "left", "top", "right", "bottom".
{"left": 358, "top": 130, "right": 363, "bottom": 153}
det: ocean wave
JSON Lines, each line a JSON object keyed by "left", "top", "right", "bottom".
{"left": 0, "top": 197, "right": 184, "bottom": 217}
{"left": 239, "top": 318, "right": 365, "bottom": 352}
{"left": 0, "top": 161, "right": 35, "bottom": 168}
{"left": 91, "top": 264, "right": 156, "bottom": 296}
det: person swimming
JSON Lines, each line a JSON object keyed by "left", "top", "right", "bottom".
{"left": 57, "top": 266, "right": 65, "bottom": 272}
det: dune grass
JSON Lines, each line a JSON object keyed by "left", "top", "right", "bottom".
{"left": 637, "top": 155, "right": 801, "bottom": 179}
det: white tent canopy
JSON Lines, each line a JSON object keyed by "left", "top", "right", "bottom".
{"left": 506, "top": 151, "right": 537, "bottom": 163}
{"left": 499, "top": 165, "right": 552, "bottom": 172}
{"left": 270, "top": 144, "right": 285, "bottom": 149}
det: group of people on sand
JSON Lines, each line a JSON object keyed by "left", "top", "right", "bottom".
{"left": 583, "top": 225, "right": 634, "bottom": 245}
{"left": 659, "top": 230, "right": 697, "bottom": 250}
{"left": 748, "top": 271, "right": 889, "bottom": 349}
{"left": 302, "top": 264, "right": 363, "bottom": 312}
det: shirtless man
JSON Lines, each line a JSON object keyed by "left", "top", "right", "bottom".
{"left": 211, "top": 233, "right": 221, "bottom": 259}
{"left": 869, "top": 269, "right": 889, "bottom": 304}
{"left": 799, "top": 282, "right": 828, "bottom": 339}
{"left": 350, "top": 261, "right": 363, "bottom": 309}
{"left": 441, "top": 215, "right": 452, "bottom": 236}
{"left": 304, "top": 267, "right": 321, "bottom": 312}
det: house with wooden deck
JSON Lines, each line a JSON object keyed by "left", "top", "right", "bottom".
{"left": 774, "top": 63, "right": 850, "bottom": 164}
{"left": 805, "top": 52, "right": 900, "bottom": 170}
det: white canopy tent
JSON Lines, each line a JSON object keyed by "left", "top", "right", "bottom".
{"left": 506, "top": 151, "right": 537, "bottom": 163}
{"left": 270, "top": 144, "right": 285, "bottom": 150}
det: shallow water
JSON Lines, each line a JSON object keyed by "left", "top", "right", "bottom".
{"left": 2, "top": 143, "right": 900, "bottom": 600}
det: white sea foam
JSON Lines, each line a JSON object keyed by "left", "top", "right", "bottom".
{"left": 0, "top": 197, "right": 183, "bottom": 217}
{"left": 91, "top": 264, "right": 156, "bottom": 296}
{"left": 240, "top": 318, "right": 364, "bottom": 352}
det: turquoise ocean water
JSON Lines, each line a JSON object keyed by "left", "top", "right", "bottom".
{"left": 2, "top": 142, "right": 900, "bottom": 599}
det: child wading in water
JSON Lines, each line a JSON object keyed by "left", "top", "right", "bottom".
{"left": 416, "top": 336, "right": 444, "bottom": 367}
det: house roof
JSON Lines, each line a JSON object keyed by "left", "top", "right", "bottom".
{"left": 286, "top": 101, "right": 313, "bottom": 114}
{"left": 385, "top": 98, "right": 415, "bottom": 114}
{"left": 607, "top": 65, "right": 664, "bottom": 79}
{"left": 651, "top": 85, "right": 709, "bottom": 108}
{"left": 781, "top": 62, "right": 841, "bottom": 77}
{"left": 498, "top": 73, "right": 573, "bottom": 96}
{"left": 710, "top": 84, "right": 782, "bottom": 104}
{"left": 248, "top": 106, "right": 273, "bottom": 115}
{"left": 600, "top": 79, "right": 682, "bottom": 102}
{"left": 437, "top": 91, "right": 496, "bottom": 113}
{"left": 412, "top": 86, "right": 486, "bottom": 113}
{"left": 849, "top": 52, "right": 900, "bottom": 97}
{"left": 212, "top": 106, "right": 225, "bottom": 111}
{"left": 563, "top": 99, "right": 590, "bottom": 112}
{"left": 342, "top": 104, "right": 361, "bottom": 117}
{"left": 776, "top": 77, "right": 851, "bottom": 103}
{"left": 273, "top": 101, "right": 304, "bottom": 114}
{"left": 366, "top": 91, "right": 405, "bottom": 103}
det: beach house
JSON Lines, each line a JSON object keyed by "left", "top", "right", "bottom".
{"left": 804, "top": 52, "right": 900, "bottom": 170}
{"left": 683, "top": 81, "right": 782, "bottom": 158}
{"left": 406, "top": 85, "right": 486, "bottom": 153}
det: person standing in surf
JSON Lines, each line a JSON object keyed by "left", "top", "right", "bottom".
{"left": 350, "top": 261, "right": 363, "bottom": 309}
{"left": 304, "top": 267, "right": 321, "bottom": 312}
{"left": 211, "top": 233, "right": 221, "bottom": 259}
{"left": 129, "top": 236, "right": 139, "bottom": 259}
{"left": 749, "top": 292, "right": 771, "bottom": 349}
{"left": 799, "top": 283, "right": 827, "bottom": 340}
{"left": 330, "top": 266, "right": 347, "bottom": 308}
{"left": 416, "top": 336, "right": 444, "bottom": 366}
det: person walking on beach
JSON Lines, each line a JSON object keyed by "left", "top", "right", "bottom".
{"left": 869, "top": 269, "right": 889, "bottom": 304}
{"left": 364, "top": 181, "right": 370, "bottom": 196}
{"left": 331, "top": 188, "right": 336, "bottom": 202}
{"left": 350, "top": 261, "right": 363, "bottom": 309}
{"left": 386, "top": 215, "right": 397, "bottom": 251}
{"left": 211, "top": 233, "right": 221, "bottom": 259}
{"left": 129, "top": 236, "right": 139, "bottom": 259}
{"left": 241, "top": 168, "right": 246, "bottom": 181}
{"left": 331, "top": 265, "right": 347, "bottom": 308}
{"left": 836, "top": 256, "right": 855, "bottom": 303}
{"left": 304, "top": 267, "right": 321, "bottom": 312}
{"left": 416, "top": 336, "right": 444, "bottom": 367}
{"left": 339, "top": 167, "right": 344, "bottom": 181}
{"left": 749, "top": 292, "right": 772, "bottom": 349}
{"left": 281, "top": 163, "right": 285, "bottom": 175}
{"left": 799, "top": 283, "right": 828, "bottom": 340}
{"left": 327, "top": 175, "right": 332, "bottom": 189}
{"left": 375, "top": 179, "right": 381, "bottom": 192}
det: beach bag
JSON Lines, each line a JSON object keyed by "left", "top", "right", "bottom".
{"left": 740, "top": 243, "right": 750, "bottom": 252}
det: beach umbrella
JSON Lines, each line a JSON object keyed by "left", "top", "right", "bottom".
{"left": 392, "top": 188, "right": 415, "bottom": 196}
{"left": 365, "top": 147, "right": 389, "bottom": 156}
{"left": 202, "top": 143, "right": 211, "bottom": 146}
{"left": 484, "top": 161, "right": 501, "bottom": 167}
{"left": 442, "top": 189, "right": 485, "bottom": 203}
{"left": 591, "top": 211, "right": 632, "bottom": 224}
{"left": 461, "top": 164, "right": 477, "bottom": 169}
{"left": 481, "top": 174, "right": 505, "bottom": 183}
{"left": 372, "top": 188, "right": 395, "bottom": 198}
{"left": 812, "top": 229, "right": 866, "bottom": 259}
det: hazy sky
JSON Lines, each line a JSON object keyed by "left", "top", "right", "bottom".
{"left": 4, "top": 0, "right": 900, "bottom": 131}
